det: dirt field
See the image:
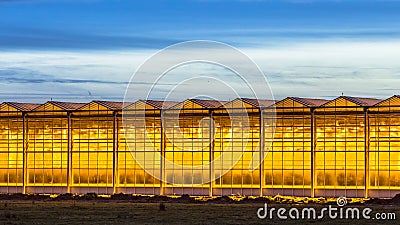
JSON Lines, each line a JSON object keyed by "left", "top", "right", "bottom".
{"left": 0, "top": 201, "right": 398, "bottom": 225}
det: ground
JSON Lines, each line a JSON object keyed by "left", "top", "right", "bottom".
{"left": 0, "top": 201, "right": 398, "bottom": 225}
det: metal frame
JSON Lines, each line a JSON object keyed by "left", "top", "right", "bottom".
{"left": 1, "top": 97, "right": 400, "bottom": 197}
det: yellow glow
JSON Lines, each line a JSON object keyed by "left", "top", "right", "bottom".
{"left": 1, "top": 99, "right": 400, "bottom": 193}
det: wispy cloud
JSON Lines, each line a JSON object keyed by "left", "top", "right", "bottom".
{"left": 247, "top": 41, "right": 400, "bottom": 99}
{"left": 0, "top": 26, "right": 181, "bottom": 50}
{"left": 0, "top": 68, "right": 128, "bottom": 84}
{"left": 1, "top": 40, "right": 399, "bottom": 102}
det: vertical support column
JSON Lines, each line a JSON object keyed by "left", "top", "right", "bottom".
{"left": 160, "top": 110, "right": 165, "bottom": 196}
{"left": 67, "top": 112, "right": 72, "bottom": 193}
{"left": 364, "top": 108, "right": 370, "bottom": 198}
{"left": 310, "top": 108, "right": 316, "bottom": 198}
{"left": 112, "top": 111, "right": 118, "bottom": 194}
{"left": 209, "top": 110, "right": 214, "bottom": 197}
{"left": 22, "top": 112, "right": 27, "bottom": 194}
{"left": 259, "top": 109, "right": 265, "bottom": 197}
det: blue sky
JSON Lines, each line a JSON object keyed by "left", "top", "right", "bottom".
{"left": 1, "top": 0, "right": 400, "bottom": 102}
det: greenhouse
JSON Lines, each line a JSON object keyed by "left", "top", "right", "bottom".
{"left": 0, "top": 96, "right": 399, "bottom": 198}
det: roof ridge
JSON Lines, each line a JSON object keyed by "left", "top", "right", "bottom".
{"left": 3, "top": 102, "right": 41, "bottom": 111}
{"left": 289, "top": 97, "right": 329, "bottom": 107}
{"left": 342, "top": 96, "right": 382, "bottom": 106}
{"left": 373, "top": 95, "right": 400, "bottom": 106}
{"left": 92, "top": 100, "right": 124, "bottom": 110}
{"left": 47, "top": 101, "right": 87, "bottom": 110}
{"left": 238, "top": 98, "right": 276, "bottom": 107}
{"left": 189, "top": 99, "right": 225, "bottom": 108}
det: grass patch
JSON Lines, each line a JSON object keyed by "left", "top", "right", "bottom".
{"left": 0, "top": 201, "right": 398, "bottom": 225}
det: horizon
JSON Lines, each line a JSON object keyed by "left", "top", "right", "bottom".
{"left": 0, "top": 95, "right": 393, "bottom": 107}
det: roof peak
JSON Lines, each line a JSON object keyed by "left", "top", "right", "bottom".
{"left": 336, "top": 96, "right": 382, "bottom": 106}
{"left": 286, "top": 97, "right": 329, "bottom": 107}
{"left": 2, "top": 102, "right": 41, "bottom": 111}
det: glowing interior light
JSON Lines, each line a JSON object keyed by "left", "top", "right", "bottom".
{"left": 0, "top": 98, "right": 399, "bottom": 195}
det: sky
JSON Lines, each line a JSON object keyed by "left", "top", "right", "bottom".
{"left": 1, "top": 0, "right": 400, "bottom": 102}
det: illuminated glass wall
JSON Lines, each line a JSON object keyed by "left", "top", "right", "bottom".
{"left": 27, "top": 116, "right": 68, "bottom": 186}
{"left": 263, "top": 98, "right": 312, "bottom": 195}
{"left": 118, "top": 101, "right": 161, "bottom": 188}
{"left": 4, "top": 97, "right": 400, "bottom": 197}
{"left": 25, "top": 103, "right": 70, "bottom": 187}
{"left": 213, "top": 100, "right": 261, "bottom": 191}
{"left": 71, "top": 102, "right": 114, "bottom": 187}
{"left": 314, "top": 98, "right": 366, "bottom": 190}
{"left": 369, "top": 96, "right": 400, "bottom": 190}
{"left": 0, "top": 105, "right": 24, "bottom": 187}
{"left": 163, "top": 100, "right": 212, "bottom": 191}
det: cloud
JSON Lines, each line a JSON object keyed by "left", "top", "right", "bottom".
{"left": 245, "top": 41, "right": 400, "bottom": 99}
{"left": 0, "top": 67, "right": 188, "bottom": 86}
{"left": 0, "top": 25, "right": 182, "bottom": 50}
{"left": 1, "top": 40, "right": 400, "bottom": 102}
{"left": 0, "top": 68, "right": 127, "bottom": 84}
{"left": 0, "top": 49, "right": 193, "bottom": 102}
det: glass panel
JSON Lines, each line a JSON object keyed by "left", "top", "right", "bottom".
{"left": 27, "top": 118, "right": 68, "bottom": 186}
{"left": 163, "top": 106, "right": 211, "bottom": 188}
{"left": 315, "top": 106, "right": 365, "bottom": 189}
{"left": 263, "top": 107, "right": 312, "bottom": 189}
{"left": 0, "top": 116, "right": 23, "bottom": 186}
{"left": 369, "top": 112, "right": 400, "bottom": 189}
{"left": 71, "top": 116, "right": 113, "bottom": 186}
{"left": 118, "top": 108, "right": 161, "bottom": 187}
